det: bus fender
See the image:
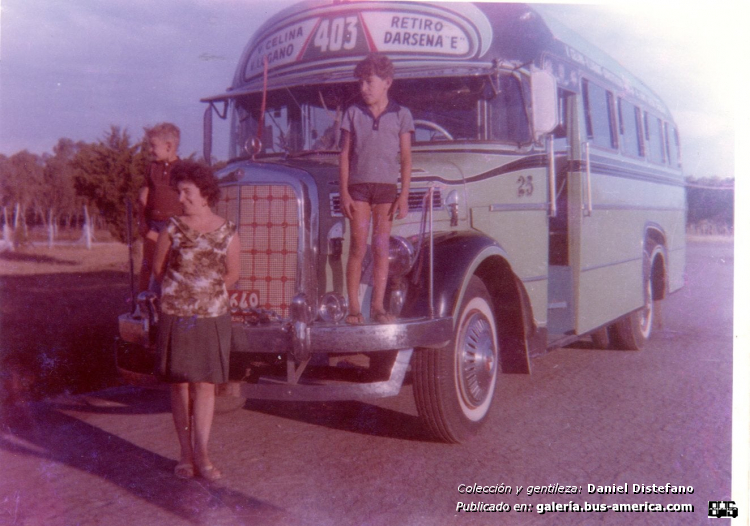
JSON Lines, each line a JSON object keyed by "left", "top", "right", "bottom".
{"left": 643, "top": 222, "right": 668, "bottom": 300}
{"left": 401, "top": 230, "right": 532, "bottom": 374}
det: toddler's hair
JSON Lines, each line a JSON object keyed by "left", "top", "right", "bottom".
{"left": 145, "top": 122, "right": 180, "bottom": 146}
{"left": 354, "top": 53, "right": 394, "bottom": 81}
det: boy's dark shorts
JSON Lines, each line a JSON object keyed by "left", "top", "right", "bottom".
{"left": 348, "top": 183, "right": 398, "bottom": 205}
{"left": 147, "top": 219, "right": 169, "bottom": 233}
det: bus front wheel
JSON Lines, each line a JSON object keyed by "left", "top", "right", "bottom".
{"left": 413, "top": 277, "right": 499, "bottom": 443}
{"left": 610, "top": 242, "right": 662, "bottom": 351}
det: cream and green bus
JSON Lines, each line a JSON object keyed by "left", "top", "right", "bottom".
{"left": 118, "top": 1, "right": 686, "bottom": 443}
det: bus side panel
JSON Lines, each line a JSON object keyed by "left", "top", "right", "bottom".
{"left": 469, "top": 164, "right": 549, "bottom": 327}
{"left": 666, "top": 201, "right": 687, "bottom": 293}
{"left": 574, "top": 165, "right": 685, "bottom": 334}
{"left": 578, "top": 261, "right": 642, "bottom": 331}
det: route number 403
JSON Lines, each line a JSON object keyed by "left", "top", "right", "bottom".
{"left": 314, "top": 17, "right": 358, "bottom": 53}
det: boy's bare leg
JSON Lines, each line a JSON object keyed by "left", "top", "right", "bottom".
{"left": 346, "top": 201, "right": 372, "bottom": 318}
{"left": 371, "top": 202, "right": 393, "bottom": 318}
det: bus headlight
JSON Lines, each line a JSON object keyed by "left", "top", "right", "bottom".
{"left": 291, "top": 293, "right": 315, "bottom": 324}
{"left": 389, "top": 278, "right": 408, "bottom": 316}
{"left": 318, "top": 292, "right": 348, "bottom": 323}
{"left": 388, "top": 236, "right": 416, "bottom": 277}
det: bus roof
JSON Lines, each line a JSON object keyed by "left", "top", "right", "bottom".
{"left": 531, "top": 5, "right": 668, "bottom": 114}
{"left": 203, "top": 0, "right": 669, "bottom": 117}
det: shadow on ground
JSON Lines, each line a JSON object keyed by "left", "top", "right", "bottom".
{"left": 0, "top": 251, "right": 78, "bottom": 266}
{"left": 0, "top": 389, "right": 285, "bottom": 525}
{"left": 246, "top": 398, "right": 439, "bottom": 443}
{"left": 0, "top": 271, "right": 131, "bottom": 402}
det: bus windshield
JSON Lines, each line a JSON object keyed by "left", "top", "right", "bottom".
{"left": 231, "top": 72, "right": 531, "bottom": 157}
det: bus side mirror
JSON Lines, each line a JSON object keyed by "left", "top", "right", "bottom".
{"left": 531, "top": 70, "right": 559, "bottom": 141}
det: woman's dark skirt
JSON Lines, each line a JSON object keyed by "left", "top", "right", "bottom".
{"left": 155, "top": 313, "right": 231, "bottom": 384}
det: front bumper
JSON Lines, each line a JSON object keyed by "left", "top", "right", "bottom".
{"left": 229, "top": 316, "right": 452, "bottom": 354}
{"left": 116, "top": 313, "right": 452, "bottom": 401}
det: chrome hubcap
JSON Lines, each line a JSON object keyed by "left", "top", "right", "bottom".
{"left": 458, "top": 311, "right": 497, "bottom": 408}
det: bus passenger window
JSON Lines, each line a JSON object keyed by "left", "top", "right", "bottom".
{"left": 635, "top": 107, "right": 645, "bottom": 157}
{"left": 618, "top": 98, "right": 643, "bottom": 158}
{"left": 665, "top": 123, "right": 681, "bottom": 168}
{"left": 644, "top": 112, "right": 666, "bottom": 164}
{"left": 582, "top": 79, "right": 617, "bottom": 149}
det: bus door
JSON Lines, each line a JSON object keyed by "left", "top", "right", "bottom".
{"left": 571, "top": 83, "right": 651, "bottom": 336}
{"left": 546, "top": 89, "right": 578, "bottom": 339}
{"left": 548, "top": 84, "right": 626, "bottom": 338}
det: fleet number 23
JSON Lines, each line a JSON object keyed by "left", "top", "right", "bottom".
{"left": 517, "top": 175, "right": 534, "bottom": 197}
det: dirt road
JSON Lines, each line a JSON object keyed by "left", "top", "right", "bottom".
{"left": 0, "top": 240, "right": 734, "bottom": 525}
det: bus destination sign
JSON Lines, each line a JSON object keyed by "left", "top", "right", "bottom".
{"left": 244, "top": 4, "right": 491, "bottom": 79}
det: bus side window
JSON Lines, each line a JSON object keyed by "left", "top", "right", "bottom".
{"left": 582, "top": 79, "right": 617, "bottom": 150}
{"left": 656, "top": 117, "right": 666, "bottom": 163}
{"left": 618, "top": 98, "right": 644, "bottom": 158}
{"left": 635, "top": 107, "right": 644, "bottom": 157}
{"left": 665, "top": 123, "right": 681, "bottom": 168}
{"left": 644, "top": 112, "right": 666, "bottom": 164}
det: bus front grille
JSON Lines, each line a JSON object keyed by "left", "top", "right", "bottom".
{"left": 217, "top": 184, "right": 299, "bottom": 318}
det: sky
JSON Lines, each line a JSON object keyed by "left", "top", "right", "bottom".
{"left": 0, "top": 0, "right": 742, "bottom": 180}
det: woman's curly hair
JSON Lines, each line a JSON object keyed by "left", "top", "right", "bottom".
{"left": 170, "top": 160, "right": 221, "bottom": 207}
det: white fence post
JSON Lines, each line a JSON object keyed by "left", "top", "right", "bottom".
{"left": 2, "top": 207, "right": 12, "bottom": 252}
{"left": 81, "top": 205, "right": 92, "bottom": 249}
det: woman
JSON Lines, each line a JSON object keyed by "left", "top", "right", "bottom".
{"left": 152, "top": 160, "right": 240, "bottom": 481}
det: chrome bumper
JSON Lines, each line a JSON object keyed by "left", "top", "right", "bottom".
{"left": 116, "top": 314, "right": 452, "bottom": 401}
{"left": 229, "top": 316, "right": 452, "bottom": 355}
{"left": 119, "top": 313, "right": 452, "bottom": 353}
{"left": 240, "top": 348, "right": 414, "bottom": 401}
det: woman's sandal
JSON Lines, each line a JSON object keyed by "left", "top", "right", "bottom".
{"left": 174, "top": 462, "right": 195, "bottom": 479}
{"left": 372, "top": 311, "right": 395, "bottom": 324}
{"left": 345, "top": 312, "right": 364, "bottom": 325}
{"left": 196, "top": 464, "right": 222, "bottom": 481}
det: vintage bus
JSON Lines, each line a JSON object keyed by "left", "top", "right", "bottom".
{"left": 117, "top": 0, "right": 686, "bottom": 443}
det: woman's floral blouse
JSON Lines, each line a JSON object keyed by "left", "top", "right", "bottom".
{"left": 160, "top": 216, "right": 236, "bottom": 317}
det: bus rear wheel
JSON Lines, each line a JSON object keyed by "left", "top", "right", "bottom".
{"left": 610, "top": 242, "right": 662, "bottom": 351}
{"left": 413, "top": 277, "right": 499, "bottom": 443}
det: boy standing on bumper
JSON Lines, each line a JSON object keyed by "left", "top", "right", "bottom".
{"left": 138, "top": 123, "right": 181, "bottom": 292}
{"left": 339, "top": 54, "right": 414, "bottom": 324}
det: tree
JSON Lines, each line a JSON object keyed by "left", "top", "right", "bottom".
{"left": 0, "top": 154, "right": 8, "bottom": 204}
{"left": 1, "top": 151, "right": 45, "bottom": 244}
{"left": 72, "top": 127, "right": 149, "bottom": 241}
{"left": 41, "top": 139, "right": 83, "bottom": 227}
{"left": 686, "top": 176, "right": 734, "bottom": 228}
